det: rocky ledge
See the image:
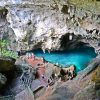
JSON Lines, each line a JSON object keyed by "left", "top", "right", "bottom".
{"left": 37, "top": 55, "right": 100, "bottom": 100}
{"left": 0, "top": 54, "right": 99, "bottom": 100}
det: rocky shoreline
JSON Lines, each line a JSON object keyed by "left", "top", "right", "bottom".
{"left": 0, "top": 54, "right": 99, "bottom": 100}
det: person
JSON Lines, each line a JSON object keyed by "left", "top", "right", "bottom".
{"left": 60, "top": 65, "right": 76, "bottom": 81}
{"left": 59, "top": 69, "right": 67, "bottom": 81}
{"left": 67, "top": 65, "right": 76, "bottom": 80}
{"left": 31, "top": 53, "right": 35, "bottom": 59}
{"left": 26, "top": 52, "right": 35, "bottom": 60}
{"left": 67, "top": 69, "right": 73, "bottom": 80}
{"left": 17, "top": 50, "right": 21, "bottom": 56}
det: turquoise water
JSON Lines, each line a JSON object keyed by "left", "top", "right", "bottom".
{"left": 33, "top": 47, "right": 97, "bottom": 72}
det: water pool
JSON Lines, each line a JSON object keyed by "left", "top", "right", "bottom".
{"left": 33, "top": 47, "right": 97, "bottom": 72}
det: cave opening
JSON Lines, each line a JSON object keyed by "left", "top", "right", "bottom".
{"left": 61, "top": 5, "right": 69, "bottom": 14}
{"left": 33, "top": 33, "right": 97, "bottom": 72}
{"left": 0, "top": 8, "right": 8, "bottom": 20}
{"left": 60, "top": 33, "right": 87, "bottom": 50}
{"left": 0, "top": 67, "right": 22, "bottom": 96}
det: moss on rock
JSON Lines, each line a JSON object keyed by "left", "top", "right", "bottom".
{"left": 91, "top": 66, "right": 100, "bottom": 96}
{"left": 0, "top": 57, "right": 16, "bottom": 71}
{"left": 69, "top": 0, "right": 100, "bottom": 14}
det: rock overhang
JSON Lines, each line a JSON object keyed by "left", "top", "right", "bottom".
{"left": 0, "top": 0, "right": 99, "bottom": 54}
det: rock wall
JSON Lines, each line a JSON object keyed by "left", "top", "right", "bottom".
{"left": 0, "top": 0, "right": 100, "bottom": 53}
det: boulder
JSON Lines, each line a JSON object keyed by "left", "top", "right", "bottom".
{"left": 73, "top": 83, "right": 96, "bottom": 100}
{"left": 0, "top": 57, "right": 16, "bottom": 71}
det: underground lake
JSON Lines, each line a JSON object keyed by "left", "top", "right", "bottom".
{"left": 33, "top": 46, "right": 97, "bottom": 72}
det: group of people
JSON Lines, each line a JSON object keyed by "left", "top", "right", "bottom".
{"left": 60, "top": 65, "right": 76, "bottom": 81}
{"left": 21, "top": 52, "right": 76, "bottom": 88}
{"left": 24, "top": 53, "right": 53, "bottom": 87}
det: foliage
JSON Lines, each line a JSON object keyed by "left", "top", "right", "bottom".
{"left": 0, "top": 40, "right": 18, "bottom": 59}
{"left": 92, "top": 66, "right": 100, "bottom": 82}
{"left": 91, "top": 66, "right": 100, "bottom": 93}
{"left": 69, "top": 0, "right": 100, "bottom": 13}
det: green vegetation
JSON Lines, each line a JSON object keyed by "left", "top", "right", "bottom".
{"left": 69, "top": 0, "right": 100, "bottom": 13}
{"left": 91, "top": 66, "right": 100, "bottom": 97}
{"left": 0, "top": 40, "right": 18, "bottom": 59}
{"left": 92, "top": 66, "right": 100, "bottom": 85}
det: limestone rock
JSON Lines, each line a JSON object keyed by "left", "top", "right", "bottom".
{"left": 73, "top": 83, "right": 96, "bottom": 100}
{"left": 0, "top": 0, "right": 99, "bottom": 52}
{"left": 15, "top": 88, "right": 34, "bottom": 100}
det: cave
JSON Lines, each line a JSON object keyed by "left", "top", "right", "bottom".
{"left": 32, "top": 33, "right": 97, "bottom": 72}
{"left": 60, "top": 33, "right": 88, "bottom": 50}
{"left": 0, "top": 0, "right": 99, "bottom": 99}
{"left": 0, "top": 8, "right": 8, "bottom": 20}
